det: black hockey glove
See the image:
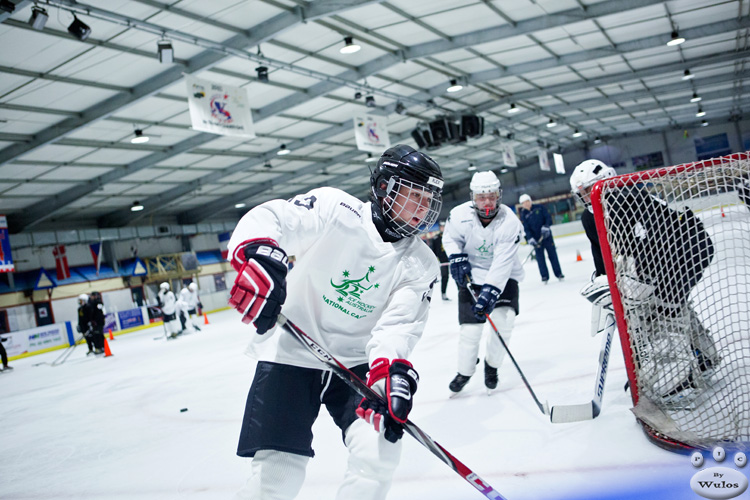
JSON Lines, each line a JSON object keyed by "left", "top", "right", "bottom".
{"left": 472, "top": 284, "right": 501, "bottom": 321}
{"left": 448, "top": 253, "right": 472, "bottom": 285}
{"left": 356, "top": 358, "right": 419, "bottom": 443}
{"left": 228, "top": 238, "right": 288, "bottom": 335}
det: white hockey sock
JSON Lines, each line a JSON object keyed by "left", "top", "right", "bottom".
{"left": 336, "top": 419, "right": 401, "bottom": 500}
{"left": 485, "top": 307, "right": 515, "bottom": 369}
{"left": 457, "top": 323, "right": 484, "bottom": 375}
{"left": 234, "top": 450, "right": 308, "bottom": 500}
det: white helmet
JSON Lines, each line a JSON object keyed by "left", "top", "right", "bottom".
{"left": 78, "top": 293, "right": 89, "bottom": 303}
{"left": 519, "top": 193, "right": 531, "bottom": 204}
{"left": 189, "top": 282, "right": 197, "bottom": 292}
{"left": 160, "top": 282, "right": 170, "bottom": 291}
{"left": 470, "top": 171, "right": 501, "bottom": 219}
{"left": 569, "top": 159, "right": 615, "bottom": 210}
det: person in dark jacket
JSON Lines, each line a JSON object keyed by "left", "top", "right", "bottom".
{"left": 518, "top": 194, "right": 564, "bottom": 283}
{"left": 0, "top": 334, "right": 11, "bottom": 371}
{"left": 429, "top": 221, "right": 450, "bottom": 300}
{"left": 77, "top": 294, "right": 95, "bottom": 355}
{"left": 88, "top": 291, "right": 106, "bottom": 355}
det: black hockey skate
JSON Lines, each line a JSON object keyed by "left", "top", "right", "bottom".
{"left": 449, "top": 374, "right": 471, "bottom": 395}
{"left": 484, "top": 361, "right": 498, "bottom": 391}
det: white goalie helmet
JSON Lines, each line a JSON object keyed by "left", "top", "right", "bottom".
{"left": 78, "top": 293, "right": 89, "bottom": 303}
{"left": 160, "top": 282, "right": 170, "bottom": 291}
{"left": 189, "top": 282, "right": 198, "bottom": 292}
{"left": 569, "top": 159, "right": 616, "bottom": 210}
{"left": 470, "top": 171, "right": 501, "bottom": 219}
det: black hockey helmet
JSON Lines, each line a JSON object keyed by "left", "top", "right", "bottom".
{"left": 370, "top": 144, "right": 444, "bottom": 238}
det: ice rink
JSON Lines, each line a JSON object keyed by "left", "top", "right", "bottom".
{"left": 0, "top": 232, "right": 714, "bottom": 500}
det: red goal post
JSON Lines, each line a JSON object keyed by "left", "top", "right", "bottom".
{"left": 590, "top": 151, "right": 750, "bottom": 453}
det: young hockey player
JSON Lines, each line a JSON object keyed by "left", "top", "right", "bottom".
{"left": 227, "top": 144, "right": 443, "bottom": 500}
{"left": 179, "top": 282, "right": 202, "bottom": 333}
{"left": 158, "top": 282, "right": 180, "bottom": 338}
{"left": 77, "top": 294, "right": 94, "bottom": 355}
{"left": 570, "top": 159, "right": 719, "bottom": 404}
{"left": 443, "top": 171, "right": 525, "bottom": 395}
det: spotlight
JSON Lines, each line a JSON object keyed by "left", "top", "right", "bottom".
{"left": 701, "top": 119, "right": 708, "bottom": 127}
{"left": 572, "top": 129, "right": 583, "bottom": 138}
{"left": 394, "top": 101, "right": 406, "bottom": 115}
{"left": 131, "top": 201, "right": 144, "bottom": 212}
{"left": 546, "top": 118, "right": 557, "bottom": 128}
{"left": 506, "top": 132, "right": 514, "bottom": 140}
{"left": 696, "top": 107, "right": 706, "bottom": 117}
{"left": 594, "top": 136, "right": 602, "bottom": 144}
{"left": 682, "top": 69, "right": 694, "bottom": 81}
{"left": 467, "top": 163, "right": 477, "bottom": 171}
{"left": 277, "top": 144, "right": 291, "bottom": 156}
{"left": 0, "top": 0, "right": 14, "bottom": 14}
{"left": 256, "top": 66, "right": 269, "bottom": 83}
{"left": 365, "top": 95, "right": 376, "bottom": 108}
{"left": 234, "top": 203, "right": 246, "bottom": 209}
{"left": 157, "top": 40, "right": 173, "bottom": 64}
{"left": 508, "top": 103, "right": 519, "bottom": 114}
{"left": 354, "top": 91, "right": 362, "bottom": 100}
{"left": 29, "top": 6, "right": 49, "bottom": 31}
{"left": 446, "top": 79, "right": 463, "bottom": 93}
{"left": 67, "top": 14, "right": 92, "bottom": 41}
{"left": 130, "top": 129, "right": 149, "bottom": 144}
{"left": 666, "top": 30, "right": 685, "bottom": 46}
{"left": 340, "top": 36, "right": 361, "bottom": 54}
{"left": 500, "top": 168, "right": 508, "bottom": 173}
{"left": 364, "top": 152, "right": 378, "bottom": 163}
{"left": 263, "top": 161, "right": 272, "bottom": 169}
{"left": 690, "top": 92, "right": 701, "bottom": 103}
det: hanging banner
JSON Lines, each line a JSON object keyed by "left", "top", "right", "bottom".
{"left": 353, "top": 114, "right": 391, "bottom": 153}
{"left": 89, "top": 242, "right": 102, "bottom": 276}
{"left": 502, "top": 144, "right": 517, "bottom": 167}
{"left": 218, "top": 231, "right": 231, "bottom": 261}
{"left": 553, "top": 153, "right": 565, "bottom": 174}
{"left": 52, "top": 245, "right": 71, "bottom": 280}
{"left": 0, "top": 215, "right": 13, "bottom": 273}
{"left": 538, "top": 148, "right": 550, "bottom": 172}
{"left": 185, "top": 74, "right": 255, "bottom": 138}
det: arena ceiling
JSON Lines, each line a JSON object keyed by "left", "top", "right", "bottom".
{"left": 0, "top": 0, "right": 747, "bottom": 233}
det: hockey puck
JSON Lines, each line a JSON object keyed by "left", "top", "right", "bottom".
{"left": 180, "top": 408, "right": 188, "bottom": 412}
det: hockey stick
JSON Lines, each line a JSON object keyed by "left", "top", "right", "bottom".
{"left": 521, "top": 235, "right": 543, "bottom": 265}
{"left": 277, "top": 314, "right": 507, "bottom": 500}
{"left": 465, "top": 283, "right": 550, "bottom": 416}
{"left": 549, "top": 312, "right": 616, "bottom": 423}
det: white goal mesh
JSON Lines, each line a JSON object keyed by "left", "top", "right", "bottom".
{"left": 592, "top": 152, "right": 750, "bottom": 451}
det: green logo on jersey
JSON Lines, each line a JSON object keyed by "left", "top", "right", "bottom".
{"left": 323, "top": 266, "right": 380, "bottom": 319}
{"left": 476, "top": 239, "right": 494, "bottom": 258}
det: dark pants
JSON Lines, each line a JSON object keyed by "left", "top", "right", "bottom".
{"left": 535, "top": 237, "right": 563, "bottom": 281}
{"left": 91, "top": 329, "right": 105, "bottom": 350}
{"left": 440, "top": 265, "right": 449, "bottom": 294}
{"left": 0, "top": 340, "right": 8, "bottom": 368}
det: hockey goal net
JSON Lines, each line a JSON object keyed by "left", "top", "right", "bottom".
{"left": 591, "top": 151, "right": 750, "bottom": 452}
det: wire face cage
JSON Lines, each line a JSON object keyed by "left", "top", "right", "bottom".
{"left": 591, "top": 152, "right": 750, "bottom": 452}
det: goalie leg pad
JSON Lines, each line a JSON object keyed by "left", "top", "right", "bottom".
{"left": 457, "top": 324, "right": 484, "bottom": 375}
{"left": 235, "top": 449, "right": 308, "bottom": 500}
{"left": 485, "top": 307, "right": 515, "bottom": 369}
{"left": 336, "top": 419, "right": 401, "bottom": 500}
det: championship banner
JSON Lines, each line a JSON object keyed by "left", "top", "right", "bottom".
{"left": 185, "top": 74, "right": 255, "bottom": 138}
{"left": 0, "top": 215, "right": 13, "bottom": 273}
{"left": 538, "top": 148, "right": 550, "bottom": 172}
{"left": 353, "top": 114, "right": 391, "bottom": 153}
{"left": 502, "top": 144, "right": 517, "bottom": 167}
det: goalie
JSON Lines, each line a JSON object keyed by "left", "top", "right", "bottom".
{"left": 570, "top": 159, "right": 720, "bottom": 406}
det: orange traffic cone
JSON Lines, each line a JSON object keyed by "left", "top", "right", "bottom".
{"left": 109, "top": 329, "right": 114, "bottom": 340}
{"left": 103, "top": 337, "right": 113, "bottom": 357}
{"left": 576, "top": 249, "right": 583, "bottom": 262}
{"left": 204, "top": 313, "right": 209, "bottom": 325}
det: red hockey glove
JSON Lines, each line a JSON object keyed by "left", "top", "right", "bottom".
{"left": 228, "top": 239, "right": 288, "bottom": 335}
{"left": 355, "top": 358, "right": 419, "bottom": 443}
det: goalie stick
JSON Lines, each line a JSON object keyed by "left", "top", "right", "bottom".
{"left": 276, "top": 314, "right": 508, "bottom": 500}
{"left": 549, "top": 312, "right": 616, "bottom": 423}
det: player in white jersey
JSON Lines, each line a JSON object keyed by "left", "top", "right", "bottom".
{"left": 178, "top": 282, "right": 201, "bottom": 332}
{"left": 227, "top": 144, "right": 443, "bottom": 500}
{"left": 158, "top": 282, "right": 180, "bottom": 338}
{"left": 442, "top": 171, "right": 525, "bottom": 394}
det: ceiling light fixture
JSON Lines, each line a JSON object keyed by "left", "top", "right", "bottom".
{"left": 263, "top": 161, "right": 272, "bottom": 169}
{"left": 130, "top": 129, "right": 149, "bottom": 144}
{"left": 277, "top": 144, "right": 291, "bottom": 156}
{"left": 682, "top": 69, "right": 694, "bottom": 80}
{"left": 696, "top": 107, "right": 706, "bottom": 117}
{"left": 394, "top": 101, "right": 406, "bottom": 115}
{"left": 701, "top": 119, "right": 709, "bottom": 127}
{"left": 157, "top": 40, "right": 173, "bottom": 64}
{"left": 131, "top": 201, "right": 144, "bottom": 212}
{"left": 67, "top": 14, "right": 92, "bottom": 41}
{"left": 508, "top": 103, "right": 520, "bottom": 114}
{"left": 29, "top": 6, "right": 49, "bottom": 30}
{"left": 365, "top": 152, "right": 378, "bottom": 163}
{"left": 572, "top": 129, "right": 583, "bottom": 138}
{"left": 354, "top": 91, "right": 362, "bottom": 100}
{"left": 234, "top": 203, "right": 246, "bottom": 209}
{"left": 690, "top": 92, "right": 702, "bottom": 103}
{"left": 467, "top": 163, "right": 477, "bottom": 171}
{"left": 500, "top": 168, "right": 508, "bottom": 173}
{"left": 594, "top": 136, "right": 602, "bottom": 144}
{"left": 365, "top": 95, "right": 376, "bottom": 108}
{"left": 340, "top": 36, "right": 361, "bottom": 54}
{"left": 256, "top": 66, "right": 269, "bottom": 83}
{"left": 666, "top": 30, "right": 685, "bottom": 46}
{"left": 446, "top": 79, "right": 463, "bottom": 93}
{"left": 546, "top": 118, "right": 557, "bottom": 128}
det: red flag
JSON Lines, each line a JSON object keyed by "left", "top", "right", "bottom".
{"left": 52, "top": 245, "right": 71, "bottom": 280}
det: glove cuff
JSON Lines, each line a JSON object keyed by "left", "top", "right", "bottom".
{"left": 366, "top": 357, "right": 390, "bottom": 387}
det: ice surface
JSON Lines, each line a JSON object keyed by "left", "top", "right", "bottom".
{"left": 0, "top": 233, "right": 704, "bottom": 499}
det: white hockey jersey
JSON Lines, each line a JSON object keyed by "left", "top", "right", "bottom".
{"left": 158, "top": 290, "right": 177, "bottom": 315}
{"left": 442, "top": 202, "right": 525, "bottom": 291}
{"left": 179, "top": 288, "right": 199, "bottom": 310}
{"left": 227, "top": 187, "right": 440, "bottom": 370}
